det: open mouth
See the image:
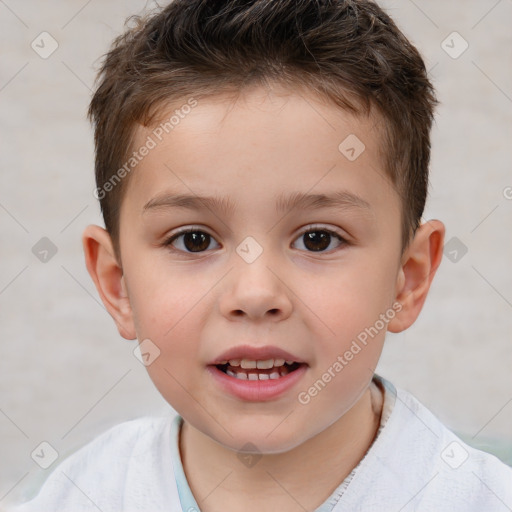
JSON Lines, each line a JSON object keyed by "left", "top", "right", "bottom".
{"left": 215, "top": 360, "right": 305, "bottom": 380}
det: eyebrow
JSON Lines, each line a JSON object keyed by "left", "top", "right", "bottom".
{"left": 142, "top": 190, "right": 372, "bottom": 216}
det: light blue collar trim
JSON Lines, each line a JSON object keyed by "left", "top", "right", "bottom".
{"left": 169, "top": 414, "right": 202, "bottom": 512}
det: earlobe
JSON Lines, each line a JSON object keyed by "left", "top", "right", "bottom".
{"left": 388, "top": 220, "right": 445, "bottom": 333}
{"left": 82, "top": 225, "right": 137, "bottom": 340}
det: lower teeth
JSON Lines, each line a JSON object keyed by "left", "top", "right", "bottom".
{"left": 224, "top": 366, "right": 292, "bottom": 380}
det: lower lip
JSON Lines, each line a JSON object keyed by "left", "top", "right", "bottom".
{"left": 206, "top": 364, "right": 308, "bottom": 402}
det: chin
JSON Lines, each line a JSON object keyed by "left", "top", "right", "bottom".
{"left": 215, "top": 420, "right": 312, "bottom": 455}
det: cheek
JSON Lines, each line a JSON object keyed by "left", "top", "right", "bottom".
{"left": 305, "top": 259, "right": 398, "bottom": 344}
{"left": 298, "top": 258, "right": 398, "bottom": 404}
{"left": 129, "top": 277, "right": 211, "bottom": 409}
{"left": 127, "top": 261, "right": 205, "bottom": 336}
{"left": 126, "top": 263, "right": 219, "bottom": 360}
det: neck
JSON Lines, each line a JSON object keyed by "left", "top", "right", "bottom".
{"left": 180, "top": 380, "right": 383, "bottom": 512}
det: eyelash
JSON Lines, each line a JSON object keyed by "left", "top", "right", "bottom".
{"left": 162, "top": 225, "right": 349, "bottom": 255}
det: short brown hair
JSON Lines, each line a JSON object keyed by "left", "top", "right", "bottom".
{"left": 88, "top": 0, "right": 437, "bottom": 263}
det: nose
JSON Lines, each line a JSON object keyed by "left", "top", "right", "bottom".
{"left": 219, "top": 256, "right": 293, "bottom": 322}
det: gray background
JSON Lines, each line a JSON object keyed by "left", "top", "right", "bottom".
{"left": 1, "top": 0, "right": 511, "bottom": 505}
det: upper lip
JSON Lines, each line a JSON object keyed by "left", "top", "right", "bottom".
{"left": 209, "top": 344, "right": 307, "bottom": 366}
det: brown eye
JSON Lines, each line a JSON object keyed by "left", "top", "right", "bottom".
{"left": 164, "top": 229, "right": 219, "bottom": 253}
{"left": 293, "top": 228, "right": 346, "bottom": 253}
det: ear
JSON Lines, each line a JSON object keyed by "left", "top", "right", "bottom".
{"left": 388, "top": 220, "right": 445, "bottom": 333}
{"left": 82, "top": 225, "right": 137, "bottom": 340}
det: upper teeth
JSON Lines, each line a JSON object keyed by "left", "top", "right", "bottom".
{"left": 219, "top": 358, "right": 295, "bottom": 368}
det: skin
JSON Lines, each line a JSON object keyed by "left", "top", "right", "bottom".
{"left": 83, "top": 83, "right": 445, "bottom": 511}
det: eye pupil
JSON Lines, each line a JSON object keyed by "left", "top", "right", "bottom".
{"left": 184, "top": 231, "right": 210, "bottom": 252}
{"left": 303, "top": 231, "right": 331, "bottom": 252}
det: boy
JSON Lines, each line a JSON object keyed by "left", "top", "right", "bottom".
{"left": 10, "top": 0, "right": 512, "bottom": 511}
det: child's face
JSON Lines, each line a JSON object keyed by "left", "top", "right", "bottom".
{"left": 116, "top": 84, "right": 405, "bottom": 452}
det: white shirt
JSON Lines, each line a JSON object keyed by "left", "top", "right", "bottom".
{"left": 8, "top": 375, "right": 512, "bottom": 511}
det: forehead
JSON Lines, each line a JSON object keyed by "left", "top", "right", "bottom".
{"left": 123, "top": 84, "right": 398, "bottom": 219}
